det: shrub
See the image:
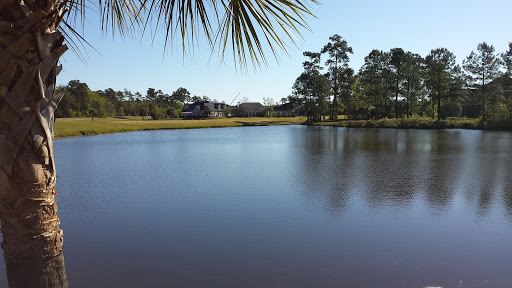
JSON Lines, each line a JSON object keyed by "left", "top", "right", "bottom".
{"left": 151, "top": 106, "right": 166, "bottom": 120}
{"left": 484, "top": 103, "right": 509, "bottom": 129}
{"left": 363, "top": 120, "right": 376, "bottom": 128}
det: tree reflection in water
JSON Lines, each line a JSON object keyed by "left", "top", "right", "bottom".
{"left": 295, "top": 127, "right": 512, "bottom": 219}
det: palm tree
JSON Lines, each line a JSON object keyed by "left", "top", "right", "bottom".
{"left": 0, "top": 0, "right": 317, "bottom": 287}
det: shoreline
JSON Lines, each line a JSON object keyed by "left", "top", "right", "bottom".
{"left": 54, "top": 117, "right": 307, "bottom": 139}
{"left": 312, "top": 117, "right": 512, "bottom": 131}
{"left": 54, "top": 116, "right": 512, "bottom": 139}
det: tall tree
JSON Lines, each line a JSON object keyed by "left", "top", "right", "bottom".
{"left": 68, "top": 80, "right": 90, "bottom": 112}
{"left": 425, "top": 48, "right": 457, "bottom": 120}
{"left": 191, "top": 95, "right": 202, "bottom": 103}
{"left": 390, "top": 48, "right": 405, "bottom": 118}
{"left": 293, "top": 52, "right": 330, "bottom": 123}
{"left": 101, "top": 88, "right": 117, "bottom": 105}
{"left": 135, "top": 92, "right": 142, "bottom": 116}
{"left": 382, "top": 64, "right": 395, "bottom": 118}
{"left": 501, "top": 43, "right": 512, "bottom": 106}
{"left": 0, "top": 1, "right": 318, "bottom": 287}
{"left": 443, "top": 65, "right": 466, "bottom": 118}
{"left": 501, "top": 42, "right": 512, "bottom": 77}
{"left": 171, "top": 88, "right": 191, "bottom": 103}
{"left": 115, "top": 90, "right": 125, "bottom": 102}
{"left": 146, "top": 88, "right": 157, "bottom": 102}
{"left": 351, "top": 75, "right": 371, "bottom": 119}
{"left": 463, "top": 42, "right": 502, "bottom": 120}
{"left": 401, "top": 52, "right": 423, "bottom": 118}
{"left": 239, "top": 96, "right": 249, "bottom": 104}
{"left": 262, "top": 97, "right": 275, "bottom": 106}
{"left": 321, "top": 35, "right": 353, "bottom": 120}
{"left": 338, "top": 67, "right": 355, "bottom": 118}
{"left": 359, "top": 50, "right": 391, "bottom": 119}
{"left": 155, "top": 89, "right": 166, "bottom": 105}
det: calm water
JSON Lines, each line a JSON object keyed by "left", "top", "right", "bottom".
{"left": 1, "top": 126, "right": 512, "bottom": 288}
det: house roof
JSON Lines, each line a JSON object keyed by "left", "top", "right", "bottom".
{"left": 182, "top": 101, "right": 227, "bottom": 112}
{"left": 276, "top": 103, "right": 291, "bottom": 111}
{"left": 275, "top": 102, "right": 299, "bottom": 111}
{"left": 239, "top": 102, "right": 264, "bottom": 113}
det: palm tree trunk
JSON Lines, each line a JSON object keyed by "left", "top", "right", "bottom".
{"left": 0, "top": 1, "right": 68, "bottom": 287}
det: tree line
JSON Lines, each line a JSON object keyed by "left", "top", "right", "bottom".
{"left": 55, "top": 82, "right": 222, "bottom": 120}
{"left": 290, "top": 35, "right": 512, "bottom": 127}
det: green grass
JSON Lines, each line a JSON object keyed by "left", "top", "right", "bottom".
{"left": 54, "top": 116, "right": 512, "bottom": 138}
{"left": 314, "top": 117, "right": 484, "bottom": 130}
{"left": 54, "top": 117, "right": 307, "bottom": 138}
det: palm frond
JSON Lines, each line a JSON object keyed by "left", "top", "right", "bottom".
{"left": 58, "top": 0, "right": 97, "bottom": 62}
{"left": 59, "top": 0, "right": 318, "bottom": 68}
{"left": 60, "top": 20, "right": 98, "bottom": 63}
{"left": 215, "top": 0, "right": 318, "bottom": 70}
{"left": 57, "top": 0, "right": 140, "bottom": 61}
{"left": 140, "top": 0, "right": 318, "bottom": 70}
{"left": 97, "top": 0, "right": 141, "bottom": 37}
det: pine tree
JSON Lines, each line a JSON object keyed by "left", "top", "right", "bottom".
{"left": 463, "top": 42, "right": 502, "bottom": 120}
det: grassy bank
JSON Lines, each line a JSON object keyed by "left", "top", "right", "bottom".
{"left": 313, "top": 117, "right": 494, "bottom": 130}
{"left": 54, "top": 116, "right": 512, "bottom": 138}
{"left": 54, "top": 116, "right": 306, "bottom": 138}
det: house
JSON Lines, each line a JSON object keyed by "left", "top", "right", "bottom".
{"left": 213, "top": 103, "right": 227, "bottom": 117}
{"left": 274, "top": 102, "right": 303, "bottom": 116}
{"left": 181, "top": 101, "right": 227, "bottom": 118}
{"left": 263, "top": 105, "right": 280, "bottom": 116}
{"left": 238, "top": 102, "right": 265, "bottom": 117}
{"left": 181, "top": 104, "right": 193, "bottom": 118}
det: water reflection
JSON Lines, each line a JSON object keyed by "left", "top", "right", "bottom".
{"left": 295, "top": 127, "right": 512, "bottom": 218}
{"left": 292, "top": 127, "right": 512, "bottom": 287}
{"left": 2, "top": 126, "right": 512, "bottom": 288}
{"left": 504, "top": 178, "right": 512, "bottom": 220}
{"left": 297, "top": 127, "right": 354, "bottom": 214}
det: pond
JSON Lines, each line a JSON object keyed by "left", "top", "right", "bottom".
{"left": 1, "top": 126, "right": 512, "bottom": 287}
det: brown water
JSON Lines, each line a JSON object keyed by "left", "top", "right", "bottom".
{"left": 1, "top": 126, "right": 512, "bottom": 288}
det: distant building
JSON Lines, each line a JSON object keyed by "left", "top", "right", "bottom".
{"left": 238, "top": 102, "right": 265, "bottom": 117}
{"left": 263, "top": 105, "right": 280, "bottom": 116}
{"left": 274, "top": 102, "right": 303, "bottom": 116}
{"left": 181, "top": 101, "right": 227, "bottom": 118}
{"left": 182, "top": 101, "right": 302, "bottom": 118}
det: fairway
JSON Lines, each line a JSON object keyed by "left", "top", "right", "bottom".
{"left": 54, "top": 117, "right": 306, "bottom": 138}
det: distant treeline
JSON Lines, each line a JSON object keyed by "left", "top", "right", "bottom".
{"left": 56, "top": 82, "right": 218, "bottom": 120}
{"left": 290, "top": 35, "right": 512, "bottom": 129}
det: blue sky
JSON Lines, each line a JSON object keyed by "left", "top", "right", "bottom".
{"left": 57, "top": 0, "right": 512, "bottom": 104}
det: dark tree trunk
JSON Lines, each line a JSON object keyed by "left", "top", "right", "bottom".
{"left": 332, "top": 53, "right": 338, "bottom": 120}
{"left": 432, "top": 96, "right": 435, "bottom": 119}
{"left": 482, "top": 73, "right": 486, "bottom": 121}
{"left": 406, "top": 80, "right": 410, "bottom": 119}
{"left": 0, "top": 0, "right": 69, "bottom": 287}
{"left": 346, "top": 92, "right": 349, "bottom": 120}
{"left": 374, "top": 91, "right": 378, "bottom": 120}
{"left": 437, "top": 91, "right": 441, "bottom": 121}
{"left": 395, "top": 69, "right": 399, "bottom": 119}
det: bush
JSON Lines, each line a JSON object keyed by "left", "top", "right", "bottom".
{"left": 151, "top": 106, "right": 166, "bottom": 120}
{"left": 484, "top": 103, "right": 509, "bottom": 129}
{"left": 459, "top": 120, "right": 477, "bottom": 129}
{"left": 346, "top": 121, "right": 363, "bottom": 128}
{"left": 363, "top": 120, "right": 376, "bottom": 128}
{"left": 166, "top": 108, "right": 178, "bottom": 118}
{"left": 318, "top": 116, "right": 507, "bottom": 130}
